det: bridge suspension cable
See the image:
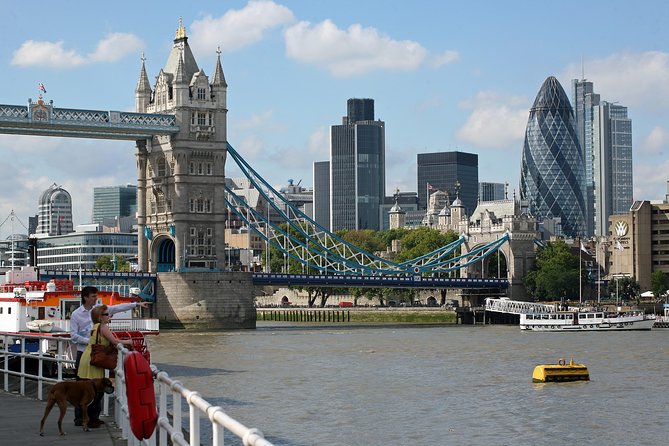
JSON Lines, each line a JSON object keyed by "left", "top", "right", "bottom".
{"left": 224, "top": 143, "right": 509, "bottom": 275}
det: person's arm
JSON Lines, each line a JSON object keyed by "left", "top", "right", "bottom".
{"left": 108, "top": 301, "right": 152, "bottom": 316}
{"left": 69, "top": 310, "right": 90, "bottom": 348}
{"left": 99, "top": 323, "right": 132, "bottom": 347}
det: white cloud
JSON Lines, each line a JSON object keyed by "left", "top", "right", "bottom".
{"left": 285, "top": 19, "right": 428, "bottom": 77}
{"left": 634, "top": 159, "right": 669, "bottom": 202}
{"left": 432, "top": 50, "right": 459, "bottom": 68}
{"left": 641, "top": 126, "right": 669, "bottom": 155}
{"left": 307, "top": 126, "right": 328, "bottom": 157}
{"left": 235, "top": 110, "right": 275, "bottom": 130}
{"left": 12, "top": 40, "right": 86, "bottom": 68}
{"left": 455, "top": 92, "right": 529, "bottom": 149}
{"left": 88, "top": 33, "right": 144, "bottom": 62}
{"left": 190, "top": 0, "right": 295, "bottom": 54}
{"left": 12, "top": 33, "right": 143, "bottom": 68}
{"left": 238, "top": 135, "right": 265, "bottom": 161}
{"left": 563, "top": 51, "right": 669, "bottom": 111}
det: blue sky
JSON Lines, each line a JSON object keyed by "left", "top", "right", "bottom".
{"left": 1, "top": 0, "right": 669, "bottom": 237}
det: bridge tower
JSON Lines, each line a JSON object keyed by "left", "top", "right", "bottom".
{"left": 135, "top": 19, "right": 228, "bottom": 272}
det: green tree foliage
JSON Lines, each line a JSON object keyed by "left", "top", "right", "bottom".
{"left": 338, "top": 229, "right": 386, "bottom": 254}
{"left": 394, "top": 227, "right": 459, "bottom": 263}
{"left": 607, "top": 276, "right": 640, "bottom": 303}
{"left": 650, "top": 270, "right": 667, "bottom": 300}
{"left": 523, "top": 240, "right": 587, "bottom": 301}
{"left": 95, "top": 255, "right": 130, "bottom": 272}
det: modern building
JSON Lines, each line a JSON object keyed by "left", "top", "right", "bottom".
{"left": 93, "top": 185, "right": 137, "bottom": 224}
{"left": 36, "top": 183, "right": 74, "bottom": 236}
{"left": 329, "top": 98, "right": 385, "bottom": 231}
{"left": 607, "top": 184, "right": 669, "bottom": 290}
{"left": 593, "top": 102, "right": 633, "bottom": 236}
{"left": 279, "top": 179, "right": 313, "bottom": 219}
{"left": 379, "top": 191, "right": 418, "bottom": 230}
{"left": 313, "top": 161, "right": 330, "bottom": 231}
{"left": 572, "top": 79, "right": 632, "bottom": 237}
{"left": 417, "top": 151, "right": 478, "bottom": 215}
{"left": 34, "top": 226, "right": 137, "bottom": 271}
{"left": 0, "top": 235, "right": 29, "bottom": 270}
{"left": 479, "top": 182, "right": 506, "bottom": 202}
{"left": 520, "top": 76, "right": 586, "bottom": 238}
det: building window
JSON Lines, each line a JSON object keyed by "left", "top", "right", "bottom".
{"left": 206, "top": 163, "right": 212, "bottom": 175}
{"left": 156, "top": 192, "right": 166, "bottom": 213}
{"left": 190, "top": 227, "right": 196, "bottom": 237}
{"left": 156, "top": 158, "right": 166, "bottom": 177}
{"left": 197, "top": 88, "right": 206, "bottom": 100}
{"left": 189, "top": 199, "right": 195, "bottom": 213}
{"left": 198, "top": 113, "right": 207, "bottom": 125}
{"left": 189, "top": 162, "right": 195, "bottom": 175}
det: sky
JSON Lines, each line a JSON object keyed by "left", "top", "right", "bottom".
{"left": 1, "top": 0, "right": 669, "bottom": 238}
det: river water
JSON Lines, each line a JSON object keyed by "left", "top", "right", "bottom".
{"left": 149, "top": 323, "right": 668, "bottom": 446}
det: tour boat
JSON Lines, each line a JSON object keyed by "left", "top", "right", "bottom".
{"left": 520, "top": 309, "right": 655, "bottom": 331}
{"left": 0, "top": 266, "right": 158, "bottom": 334}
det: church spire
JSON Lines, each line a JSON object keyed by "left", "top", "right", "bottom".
{"left": 212, "top": 46, "right": 227, "bottom": 87}
{"left": 135, "top": 52, "right": 151, "bottom": 94}
{"left": 174, "top": 54, "right": 187, "bottom": 84}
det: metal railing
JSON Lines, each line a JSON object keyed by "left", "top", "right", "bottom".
{"left": 49, "top": 318, "right": 160, "bottom": 333}
{"left": 1, "top": 332, "right": 274, "bottom": 446}
{"left": 484, "top": 297, "right": 557, "bottom": 315}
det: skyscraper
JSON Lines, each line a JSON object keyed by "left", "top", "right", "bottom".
{"left": 313, "top": 161, "right": 330, "bottom": 231}
{"left": 36, "top": 183, "right": 74, "bottom": 236}
{"left": 329, "top": 98, "right": 385, "bottom": 231}
{"left": 572, "top": 79, "right": 632, "bottom": 237}
{"left": 520, "top": 76, "right": 586, "bottom": 237}
{"left": 593, "top": 102, "right": 633, "bottom": 236}
{"left": 417, "top": 151, "right": 478, "bottom": 214}
{"left": 93, "top": 185, "right": 137, "bottom": 224}
{"left": 479, "top": 182, "right": 506, "bottom": 202}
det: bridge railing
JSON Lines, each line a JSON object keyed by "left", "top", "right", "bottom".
{"left": 484, "top": 298, "right": 557, "bottom": 315}
{"left": 0, "top": 332, "right": 274, "bottom": 446}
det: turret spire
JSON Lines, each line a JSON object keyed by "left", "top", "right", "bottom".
{"left": 135, "top": 51, "right": 151, "bottom": 94}
{"left": 175, "top": 17, "right": 187, "bottom": 40}
{"left": 212, "top": 46, "right": 227, "bottom": 87}
{"left": 174, "top": 54, "right": 187, "bottom": 84}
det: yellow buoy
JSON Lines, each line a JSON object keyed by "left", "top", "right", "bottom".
{"left": 532, "top": 358, "right": 589, "bottom": 383}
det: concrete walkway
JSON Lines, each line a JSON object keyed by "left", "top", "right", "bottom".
{"left": 0, "top": 390, "right": 126, "bottom": 446}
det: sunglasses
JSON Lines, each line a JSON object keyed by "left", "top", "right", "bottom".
{"left": 102, "top": 313, "right": 110, "bottom": 316}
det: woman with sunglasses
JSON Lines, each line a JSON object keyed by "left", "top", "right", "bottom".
{"left": 76, "top": 305, "right": 133, "bottom": 427}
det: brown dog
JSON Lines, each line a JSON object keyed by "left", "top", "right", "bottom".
{"left": 39, "top": 378, "right": 115, "bottom": 436}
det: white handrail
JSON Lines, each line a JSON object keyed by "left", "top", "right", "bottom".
{"left": 1, "top": 333, "right": 274, "bottom": 446}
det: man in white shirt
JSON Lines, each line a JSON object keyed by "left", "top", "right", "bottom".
{"left": 70, "top": 285, "right": 151, "bottom": 427}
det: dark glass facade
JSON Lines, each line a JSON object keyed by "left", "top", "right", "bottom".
{"left": 93, "top": 185, "right": 137, "bottom": 224}
{"left": 417, "top": 151, "right": 478, "bottom": 214}
{"left": 520, "top": 76, "right": 586, "bottom": 237}
{"left": 330, "top": 99, "right": 385, "bottom": 231}
{"left": 313, "top": 161, "right": 330, "bottom": 231}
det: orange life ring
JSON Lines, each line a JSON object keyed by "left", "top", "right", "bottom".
{"left": 124, "top": 351, "right": 157, "bottom": 440}
{"left": 47, "top": 307, "right": 57, "bottom": 318}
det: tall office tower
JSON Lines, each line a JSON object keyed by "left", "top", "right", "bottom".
{"left": 479, "top": 182, "right": 505, "bottom": 202}
{"left": 572, "top": 79, "right": 600, "bottom": 236}
{"left": 36, "top": 183, "right": 74, "bottom": 236}
{"left": 593, "top": 102, "right": 633, "bottom": 236}
{"left": 313, "top": 161, "right": 330, "bottom": 231}
{"left": 330, "top": 98, "right": 385, "bottom": 231}
{"left": 93, "top": 185, "right": 137, "bottom": 224}
{"left": 417, "top": 151, "right": 478, "bottom": 214}
{"left": 520, "top": 76, "right": 586, "bottom": 238}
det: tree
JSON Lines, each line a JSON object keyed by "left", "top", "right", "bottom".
{"left": 607, "top": 276, "right": 640, "bottom": 303}
{"left": 95, "top": 255, "right": 130, "bottom": 272}
{"left": 650, "top": 270, "right": 667, "bottom": 301}
{"left": 523, "top": 240, "right": 587, "bottom": 301}
{"left": 394, "top": 227, "right": 459, "bottom": 263}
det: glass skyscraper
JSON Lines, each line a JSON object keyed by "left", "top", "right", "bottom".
{"left": 417, "top": 151, "right": 478, "bottom": 214}
{"left": 36, "top": 183, "right": 74, "bottom": 236}
{"left": 330, "top": 98, "right": 385, "bottom": 231}
{"left": 93, "top": 185, "right": 137, "bottom": 224}
{"left": 520, "top": 76, "right": 586, "bottom": 237}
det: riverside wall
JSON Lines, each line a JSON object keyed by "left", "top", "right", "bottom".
{"left": 156, "top": 271, "right": 256, "bottom": 329}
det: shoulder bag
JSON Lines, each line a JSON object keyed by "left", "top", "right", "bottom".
{"left": 90, "top": 324, "right": 118, "bottom": 370}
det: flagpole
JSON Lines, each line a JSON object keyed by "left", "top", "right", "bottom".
{"left": 579, "top": 241, "right": 582, "bottom": 306}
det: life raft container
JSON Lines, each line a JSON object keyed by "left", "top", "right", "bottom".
{"left": 124, "top": 351, "right": 157, "bottom": 439}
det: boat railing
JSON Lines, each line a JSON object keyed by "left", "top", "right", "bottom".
{"left": 50, "top": 318, "right": 160, "bottom": 334}
{"left": 484, "top": 298, "right": 557, "bottom": 315}
{"left": 1, "top": 332, "right": 275, "bottom": 446}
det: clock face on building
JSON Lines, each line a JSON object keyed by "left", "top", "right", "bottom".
{"left": 614, "top": 221, "right": 628, "bottom": 237}
{"left": 32, "top": 105, "right": 49, "bottom": 122}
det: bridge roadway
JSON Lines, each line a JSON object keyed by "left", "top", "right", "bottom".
{"left": 0, "top": 390, "right": 123, "bottom": 446}
{"left": 253, "top": 272, "right": 509, "bottom": 288}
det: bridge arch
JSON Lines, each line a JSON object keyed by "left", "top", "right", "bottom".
{"left": 153, "top": 235, "right": 175, "bottom": 272}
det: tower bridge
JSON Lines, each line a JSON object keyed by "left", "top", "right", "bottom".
{"left": 0, "top": 19, "right": 538, "bottom": 326}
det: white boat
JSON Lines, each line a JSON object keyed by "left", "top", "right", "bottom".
{"left": 520, "top": 310, "right": 655, "bottom": 331}
{"left": 25, "top": 320, "right": 54, "bottom": 333}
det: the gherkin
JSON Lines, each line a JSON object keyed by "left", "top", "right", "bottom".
{"left": 520, "top": 76, "right": 586, "bottom": 237}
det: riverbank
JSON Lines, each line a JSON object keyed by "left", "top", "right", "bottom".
{"left": 256, "top": 307, "right": 457, "bottom": 324}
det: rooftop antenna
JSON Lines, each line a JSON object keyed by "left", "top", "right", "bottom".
{"left": 581, "top": 55, "right": 585, "bottom": 80}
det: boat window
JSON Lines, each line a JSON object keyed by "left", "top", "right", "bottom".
{"left": 550, "top": 314, "right": 556, "bottom": 319}
{"left": 558, "top": 314, "right": 564, "bottom": 319}
{"left": 596, "top": 313, "right": 603, "bottom": 318}
{"left": 587, "top": 314, "right": 595, "bottom": 319}
{"left": 0, "top": 307, "right": 3, "bottom": 314}
{"left": 526, "top": 315, "right": 533, "bottom": 320}
{"left": 566, "top": 314, "right": 573, "bottom": 319}
{"left": 542, "top": 314, "right": 549, "bottom": 320}
{"left": 579, "top": 314, "right": 586, "bottom": 319}
{"left": 7, "top": 307, "right": 10, "bottom": 314}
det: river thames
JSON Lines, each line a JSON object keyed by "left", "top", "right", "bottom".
{"left": 149, "top": 323, "right": 668, "bottom": 446}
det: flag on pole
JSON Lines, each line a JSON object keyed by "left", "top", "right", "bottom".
{"left": 580, "top": 241, "right": 589, "bottom": 254}
{"left": 38, "top": 82, "right": 47, "bottom": 93}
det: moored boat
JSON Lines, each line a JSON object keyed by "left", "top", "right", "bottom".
{"left": 520, "top": 309, "right": 655, "bottom": 331}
